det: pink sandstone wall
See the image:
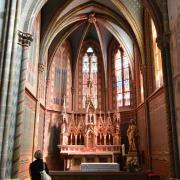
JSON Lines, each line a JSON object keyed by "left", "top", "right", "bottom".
{"left": 43, "top": 111, "right": 64, "bottom": 170}
{"left": 19, "top": 93, "right": 36, "bottom": 179}
{"left": 148, "top": 88, "right": 169, "bottom": 180}
{"left": 137, "top": 104, "right": 147, "bottom": 169}
{"left": 137, "top": 88, "right": 169, "bottom": 180}
{"left": 168, "top": 0, "right": 180, "bottom": 159}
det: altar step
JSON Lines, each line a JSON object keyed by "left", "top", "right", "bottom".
{"left": 50, "top": 171, "right": 148, "bottom": 180}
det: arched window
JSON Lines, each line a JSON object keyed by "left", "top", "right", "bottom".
{"left": 114, "top": 48, "right": 131, "bottom": 107}
{"left": 82, "top": 47, "right": 98, "bottom": 108}
{"left": 151, "top": 19, "right": 163, "bottom": 89}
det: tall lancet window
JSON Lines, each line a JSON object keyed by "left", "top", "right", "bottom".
{"left": 114, "top": 48, "right": 131, "bottom": 107}
{"left": 82, "top": 47, "right": 98, "bottom": 108}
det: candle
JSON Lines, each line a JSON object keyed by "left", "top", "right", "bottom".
{"left": 122, "top": 144, "right": 125, "bottom": 156}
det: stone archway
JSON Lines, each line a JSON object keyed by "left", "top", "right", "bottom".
{"left": 0, "top": 0, "right": 179, "bottom": 179}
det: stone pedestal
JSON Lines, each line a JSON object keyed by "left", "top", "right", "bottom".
{"left": 126, "top": 152, "right": 139, "bottom": 172}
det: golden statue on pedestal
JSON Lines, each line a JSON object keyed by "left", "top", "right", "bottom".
{"left": 127, "top": 119, "right": 138, "bottom": 153}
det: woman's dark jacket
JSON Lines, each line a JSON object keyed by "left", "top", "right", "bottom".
{"left": 30, "top": 158, "right": 49, "bottom": 180}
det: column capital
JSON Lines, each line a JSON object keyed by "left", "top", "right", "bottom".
{"left": 38, "top": 64, "right": 45, "bottom": 73}
{"left": 17, "top": 30, "right": 33, "bottom": 47}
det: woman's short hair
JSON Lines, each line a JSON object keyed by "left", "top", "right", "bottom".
{"left": 34, "top": 150, "right": 43, "bottom": 159}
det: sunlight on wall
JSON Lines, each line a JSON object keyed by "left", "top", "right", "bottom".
{"left": 151, "top": 19, "right": 163, "bottom": 89}
{"left": 140, "top": 71, "right": 144, "bottom": 102}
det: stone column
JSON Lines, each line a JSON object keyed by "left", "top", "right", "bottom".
{"left": 45, "top": 77, "right": 51, "bottom": 107}
{"left": 105, "top": 87, "right": 108, "bottom": 112}
{"left": 0, "top": 0, "right": 10, "bottom": 80}
{"left": 0, "top": 0, "right": 23, "bottom": 178}
{"left": 11, "top": 31, "right": 33, "bottom": 178}
{"left": 140, "top": 64, "right": 152, "bottom": 170}
{"left": 32, "top": 64, "right": 45, "bottom": 159}
{"left": 75, "top": 135, "right": 77, "bottom": 145}
{"left": 157, "top": 1, "right": 180, "bottom": 178}
{"left": 104, "top": 135, "right": 106, "bottom": 145}
{"left": 71, "top": 87, "right": 75, "bottom": 111}
{"left": 157, "top": 33, "right": 180, "bottom": 179}
{"left": 0, "top": 0, "right": 19, "bottom": 160}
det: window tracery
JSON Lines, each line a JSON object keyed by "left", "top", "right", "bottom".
{"left": 82, "top": 47, "right": 98, "bottom": 109}
{"left": 113, "top": 48, "right": 131, "bottom": 108}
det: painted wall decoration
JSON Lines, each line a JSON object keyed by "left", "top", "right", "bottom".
{"left": 26, "top": 14, "right": 41, "bottom": 95}
{"left": 47, "top": 40, "right": 72, "bottom": 111}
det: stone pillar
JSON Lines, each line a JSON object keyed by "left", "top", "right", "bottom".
{"left": 32, "top": 64, "right": 45, "bottom": 159}
{"left": 157, "top": 33, "right": 180, "bottom": 179}
{"left": 75, "top": 135, "right": 77, "bottom": 145}
{"left": 105, "top": 87, "right": 108, "bottom": 112}
{"left": 140, "top": 64, "right": 152, "bottom": 170}
{"left": 45, "top": 77, "right": 51, "bottom": 107}
{"left": 104, "top": 135, "right": 106, "bottom": 145}
{"left": 0, "top": 0, "right": 11, "bottom": 80}
{"left": 71, "top": 87, "right": 75, "bottom": 111}
{"left": 0, "top": 0, "right": 23, "bottom": 178}
{"left": 162, "top": 2, "right": 180, "bottom": 179}
{"left": 11, "top": 31, "right": 33, "bottom": 178}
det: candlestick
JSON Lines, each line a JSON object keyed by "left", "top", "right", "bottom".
{"left": 122, "top": 144, "right": 125, "bottom": 156}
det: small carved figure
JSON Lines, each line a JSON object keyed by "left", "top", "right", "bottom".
{"left": 61, "top": 119, "right": 66, "bottom": 134}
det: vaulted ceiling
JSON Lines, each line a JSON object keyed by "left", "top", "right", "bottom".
{"left": 38, "top": 0, "right": 144, "bottom": 87}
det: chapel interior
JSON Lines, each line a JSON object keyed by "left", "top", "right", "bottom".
{"left": 0, "top": 0, "right": 180, "bottom": 180}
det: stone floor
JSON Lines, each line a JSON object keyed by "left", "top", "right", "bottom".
{"left": 50, "top": 171, "right": 148, "bottom": 180}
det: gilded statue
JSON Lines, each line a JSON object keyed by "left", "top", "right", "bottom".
{"left": 127, "top": 119, "right": 138, "bottom": 152}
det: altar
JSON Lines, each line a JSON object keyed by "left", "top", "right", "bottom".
{"left": 58, "top": 109, "right": 122, "bottom": 170}
{"left": 58, "top": 62, "right": 122, "bottom": 171}
{"left": 80, "top": 163, "right": 120, "bottom": 172}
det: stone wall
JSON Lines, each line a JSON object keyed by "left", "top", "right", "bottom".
{"left": 137, "top": 104, "right": 147, "bottom": 169}
{"left": 168, "top": 0, "right": 180, "bottom": 160}
{"left": 46, "top": 40, "right": 72, "bottom": 112}
{"left": 43, "top": 111, "right": 63, "bottom": 171}
{"left": 148, "top": 88, "right": 169, "bottom": 180}
{"left": 19, "top": 94, "right": 36, "bottom": 179}
{"left": 137, "top": 87, "right": 169, "bottom": 180}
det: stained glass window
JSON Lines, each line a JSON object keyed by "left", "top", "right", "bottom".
{"left": 82, "top": 47, "right": 98, "bottom": 108}
{"left": 114, "top": 48, "right": 131, "bottom": 107}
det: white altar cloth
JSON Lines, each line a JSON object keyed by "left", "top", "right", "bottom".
{"left": 80, "top": 163, "right": 120, "bottom": 172}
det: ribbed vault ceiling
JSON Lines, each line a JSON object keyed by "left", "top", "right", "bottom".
{"left": 40, "top": 0, "right": 144, "bottom": 87}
